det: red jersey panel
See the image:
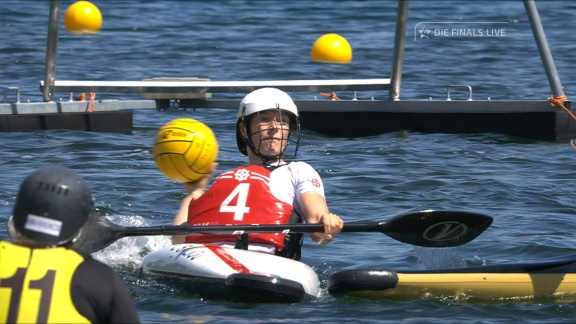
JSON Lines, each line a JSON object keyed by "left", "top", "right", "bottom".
{"left": 186, "top": 165, "right": 293, "bottom": 251}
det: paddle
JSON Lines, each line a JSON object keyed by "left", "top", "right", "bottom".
{"left": 68, "top": 210, "right": 492, "bottom": 253}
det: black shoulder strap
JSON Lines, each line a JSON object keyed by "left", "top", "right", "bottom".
{"left": 234, "top": 234, "right": 249, "bottom": 250}
{"left": 275, "top": 210, "right": 304, "bottom": 260}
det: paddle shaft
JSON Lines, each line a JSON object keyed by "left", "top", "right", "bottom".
{"left": 120, "top": 222, "right": 381, "bottom": 237}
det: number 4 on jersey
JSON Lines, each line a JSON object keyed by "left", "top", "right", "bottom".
{"left": 220, "top": 183, "right": 251, "bottom": 221}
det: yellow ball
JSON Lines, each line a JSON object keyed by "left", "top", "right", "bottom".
{"left": 311, "top": 33, "right": 352, "bottom": 64}
{"left": 64, "top": 1, "right": 102, "bottom": 34}
{"left": 153, "top": 118, "right": 219, "bottom": 182}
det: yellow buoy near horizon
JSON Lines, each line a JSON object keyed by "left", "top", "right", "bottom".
{"left": 64, "top": 1, "right": 102, "bottom": 34}
{"left": 311, "top": 33, "right": 352, "bottom": 64}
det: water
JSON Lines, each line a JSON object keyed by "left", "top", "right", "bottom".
{"left": 2, "top": 0, "right": 576, "bottom": 322}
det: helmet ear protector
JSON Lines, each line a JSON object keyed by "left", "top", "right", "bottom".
{"left": 11, "top": 166, "right": 94, "bottom": 246}
{"left": 235, "top": 87, "right": 301, "bottom": 161}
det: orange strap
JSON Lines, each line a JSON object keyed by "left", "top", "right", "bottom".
{"left": 86, "top": 92, "right": 96, "bottom": 112}
{"left": 319, "top": 92, "right": 340, "bottom": 100}
{"left": 549, "top": 95, "right": 576, "bottom": 121}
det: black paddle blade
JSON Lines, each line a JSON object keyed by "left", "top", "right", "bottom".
{"left": 72, "top": 212, "right": 127, "bottom": 253}
{"left": 380, "top": 210, "right": 493, "bottom": 248}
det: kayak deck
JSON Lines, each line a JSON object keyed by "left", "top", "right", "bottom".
{"left": 139, "top": 244, "right": 320, "bottom": 303}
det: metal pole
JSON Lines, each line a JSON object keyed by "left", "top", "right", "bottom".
{"left": 43, "top": 0, "right": 60, "bottom": 102}
{"left": 389, "top": 0, "right": 409, "bottom": 101}
{"left": 523, "top": 0, "right": 565, "bottom": 98}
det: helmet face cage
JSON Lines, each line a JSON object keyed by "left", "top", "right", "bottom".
{"left": 241, "top": 107, "right": 301, "bottom": 165}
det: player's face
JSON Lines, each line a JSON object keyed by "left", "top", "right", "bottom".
{"left": 249, "top": 110, "right": 291, "bottom": 157}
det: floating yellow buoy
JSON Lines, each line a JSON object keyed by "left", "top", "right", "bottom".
{"left": 311, "top": 33, "right": 352, "bottom": 64}
{"left": 64, "top": 1, "right": 102, "bottom": 34}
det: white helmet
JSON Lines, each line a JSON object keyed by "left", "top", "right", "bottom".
{"left": 236, "top": 87, "right": 299, "bottom": 120}
{"left": 236, "top": 88, "right": 301, "bottom": 162}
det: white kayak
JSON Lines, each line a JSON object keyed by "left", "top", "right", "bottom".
{"left": 139, "top": 243, "right": 320, "bottom": 302}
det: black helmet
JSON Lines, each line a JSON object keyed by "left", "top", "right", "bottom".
{"left": 12, "top": 166, "right": 94, "bottom": 246}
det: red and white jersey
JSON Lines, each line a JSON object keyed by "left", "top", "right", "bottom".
{"left": 186, "top": 162, "right": 325, "bottom": 251}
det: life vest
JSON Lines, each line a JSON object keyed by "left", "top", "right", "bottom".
{"left": 186, "top": 165, "right": 295, "bottom": 252}
{"left": 0, "top": 241, "right": 90, "bottom": 323}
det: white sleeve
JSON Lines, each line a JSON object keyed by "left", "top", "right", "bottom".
{"left": 290, "top": 161, "right": 325, "bottom": 199}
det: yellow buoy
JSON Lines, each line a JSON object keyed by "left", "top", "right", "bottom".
{"left": 64, "top": 1, "right": 102, "bottom": 34}
{"left": 311, "top": 33, "right": 352, "bottom": 64}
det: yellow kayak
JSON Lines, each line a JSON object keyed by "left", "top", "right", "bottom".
{"left": 328, "top": 254, "right": 576, "bottom": 301}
